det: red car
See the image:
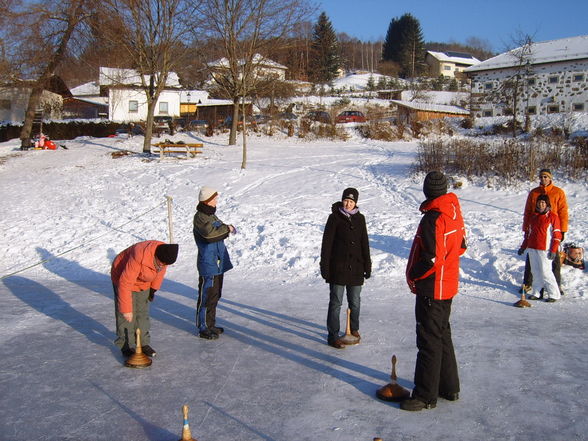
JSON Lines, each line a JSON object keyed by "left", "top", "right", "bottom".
{"left": 336, "top": 110, "right": 367, "bottom": 123}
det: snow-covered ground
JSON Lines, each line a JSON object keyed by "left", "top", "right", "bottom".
{"left": 1, "top": 127, "right": 587, "bottom": 441}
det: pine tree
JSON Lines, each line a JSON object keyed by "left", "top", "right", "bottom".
{"left": 309, "top": 12, "right": 341, "bottom": 83}
{"left": 381, "top": 13, "right": 426, "bottom": 78}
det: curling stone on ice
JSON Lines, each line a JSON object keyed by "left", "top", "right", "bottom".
{"left": 339, "top": 308, "right": 360, "bottom": 345}
{"left": 376, "top": 355, "right": 410, "bottom": 402}
{"left": 124, "top": 328, "right": 152, "bottom": 368}
{"left": 514, "top": 291, "right": 531, "bottom": 308}
{"left": 178, "top": 405, "right": 197, "bottom": 441}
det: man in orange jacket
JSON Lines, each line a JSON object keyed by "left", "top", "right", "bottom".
{"left": 111, "top": 240, "right": 178, "bottom": 358}
{"left": 521, "top": 168, "right": 568, "bottom": 295}
{"left": 402, "top": 171, "right": 467, "bottom": 412}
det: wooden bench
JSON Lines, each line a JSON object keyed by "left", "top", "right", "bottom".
{"left": 151, "top": 143, "right": 203, "bottom": 158}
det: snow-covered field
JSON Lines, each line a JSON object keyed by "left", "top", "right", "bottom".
{"left": 1, "top": 127, "right": 587, "bottom": 441}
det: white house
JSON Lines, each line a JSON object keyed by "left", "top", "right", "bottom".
{"left": 465, "top": 35, "right": 588, "bottom": 117}
{"left": 426, "top": 51, "right": 480, "bottom": 78}
{"left": 207, "top": 54, "right": 288, "bottom": 82}
{"left": 99, "top": 67, "right": 184, "bottom": 123}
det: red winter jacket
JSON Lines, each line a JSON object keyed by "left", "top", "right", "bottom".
{"left": 521, "top": 210, "right": 562, "bottom": 253}
{"left": 111, "top": 240, "right": 167, "bottom": 314}
{"left": 406, "top": 193, "right": 467, "bottom": 300}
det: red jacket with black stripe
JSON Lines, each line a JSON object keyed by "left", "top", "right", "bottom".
{"left": 521, "top": 210, "right": 562, "bottom": 253}
{"left": 406, "top": 192, "right": 467, "bottom": 300}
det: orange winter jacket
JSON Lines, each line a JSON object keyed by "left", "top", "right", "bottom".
{"left": 523, "top": 183, "right": 568, "bottom": 233}
{"left": 111, "top": 240, "right": 167, "bottom": 314}
{"left": 406, "top": 193, "right": 467, "bottom": 300}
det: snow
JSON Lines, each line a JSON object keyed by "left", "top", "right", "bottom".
{"left": 1, "top": 127, "right": 587, "bottom": 441}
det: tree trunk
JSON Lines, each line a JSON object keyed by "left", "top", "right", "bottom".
{"left": 229, "top": 97, "right": 239, "bottom": 145}
{"left": 241, "top": 98, "right": 247, "bottom": 169}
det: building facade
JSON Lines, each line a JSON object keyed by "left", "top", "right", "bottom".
{"left": 465, "top": 35, "right": 588, "bottom": 118}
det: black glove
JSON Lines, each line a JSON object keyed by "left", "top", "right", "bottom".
{"left": 148, "top": 288, "right": 157, "bottom": 302}
{"left": 561, "top": 232, "right": 565, "bottom": 241}
{"left": 547, "top": 251, "right": 555, "bottom": 260}
{"left": 364, "top": 271, "right": 371, "bottom": 280}
{"left": 517, "top": 247, "right": 525, "bottom": 256}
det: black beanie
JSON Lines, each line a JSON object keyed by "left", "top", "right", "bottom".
{"left": 536, "top": 194, "right": 551, "bottom": 208}
{"left": 423, "top": 171, "right": 448, "bottom": 199}
{"left": 155, "top": 243, "right": 179, "bottom": 265}
{"left": 341, "top": 187, "right": 359, "bottom": 203}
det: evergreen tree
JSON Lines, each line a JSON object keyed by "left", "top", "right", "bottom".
{"left": 309, "top": 12, "right": 341, "bottom": 83}
{"left": 381, "top": 13, "right": 426, "bottom": 78}
{"left": 366, "top": 74, "right": 376, "bottom": 91}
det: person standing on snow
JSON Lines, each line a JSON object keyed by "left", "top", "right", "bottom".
{"left": 111, "top": 240, "right": 179, "bottom": 358}
{"left": 193, "top": 186, "right": 235, "bottom": 340}
{"left": 402, "top": 171, "right": 467, "bottom": 411}
{"left": 520, "top": 168, "right": 568, "bottom": 295}
{"left": 518, "top": 194, "right": 562, "bottom": 302}
{"left": 320, "top": 187, "right": 371, "bottom": 349}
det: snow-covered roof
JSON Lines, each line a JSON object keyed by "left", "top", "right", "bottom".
{"left": 391, "top": 100, "right": 470, "bottom": 115}
{"left": 67, "top": 96, "right": 108, "bottom": 106}
{"left": 197, "top": 98, "right": 234, "bottom": 107}
{"left": 70, "top": 81, "right": 100, "bottom": 97}
{"left": 179, "top": 90, "right": 209, "bottom": 103}
{"left": 208, "top": 54, "right": 288, "bottom": 71}
{"left": 99, "top": 67, "right": 181, "bottom": 88}
{"left": 427, "top": 51, "right": 480, "bottom": 66}
{"left": 465, "top": 35, "right": 588, "bottom": 73}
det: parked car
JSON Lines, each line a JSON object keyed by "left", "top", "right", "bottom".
{"left": 153, "top": 116, "right": 173, "bottom": 134}
{"left": 187, "top": 120, "right": 209, "bottom": 131}
{"left": 303, "top": 110, "right": 331, "bottom": 124}
{"left": 336, "top": 110, "right": 366, "bottom": 123}
{"left": 277, "top": 112, "right": 298, "bottom": 121}
{"left": 222, "top": 115, "right": 257, "bottom": 128}
{"left": 253, "top": 114, "right": 271, "bottom": 124}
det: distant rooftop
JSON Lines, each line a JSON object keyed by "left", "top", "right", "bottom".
{"left": 427, "top": 51, "right": 480, "bottom": 65}
{"left": 465, "top": 35, "right": 588, "bottom": 73}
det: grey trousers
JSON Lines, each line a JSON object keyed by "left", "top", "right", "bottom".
{"left": 113, "top": 286, "right": 151, "bottom": 350}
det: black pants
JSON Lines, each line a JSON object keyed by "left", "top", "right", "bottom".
{"left": 413, "top": 295, "right": 459, "bottom": 403}
{"left": 196, "top": 274, "right": 223, "bottom": 332}
{"left": 523, "top": 253, "right": 561, "bottom": 288}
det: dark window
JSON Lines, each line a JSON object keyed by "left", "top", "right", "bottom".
{"left": 572, "top": 103, "right": 584, "bottom": 111}
{"left": 527, "top": 106, "right": 536, "bottom": 115}
{"left": 573, "top": 74, "right": 585, "bottom": 82}
{"left": 527, "top": 78, "right": 536, "bottom": 86}
{"left": 484, "top": 82, "right": 493, "bottom": 90}
{"left": 547, "top": 105, "right": 559, "bottom": 113}
{"left": 548, "top": 76, "right": 558, "bottom": 84}
{"left": 483, "top": 110, "right": 493, "bottom": 117}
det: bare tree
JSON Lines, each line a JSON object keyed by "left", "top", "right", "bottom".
{"left": 100, "top": 0, "right": 197, "bottom": 153}
{"left": 190, "top": 0, "right": 313, "bottom": 168}
{"left": 2, "top": 0, "right": 91, "bottom": 149}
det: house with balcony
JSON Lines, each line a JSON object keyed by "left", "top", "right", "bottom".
{"left": 426, "top": 51, "right": 480, "bottom": 78}
{"left": 464, "top": 35, "right": 588, "bottom": 118}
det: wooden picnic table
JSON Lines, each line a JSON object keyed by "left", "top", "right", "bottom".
{"left": 151, "top": 142, "right": 203, "bottom": 158}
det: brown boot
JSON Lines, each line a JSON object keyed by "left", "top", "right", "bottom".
{"left": 328, "top": 339, "right": 345, "bottom": 349}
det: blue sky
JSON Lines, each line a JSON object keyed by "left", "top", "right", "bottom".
{"left": 317, "top": 0, "right": 588, "bottom": 52}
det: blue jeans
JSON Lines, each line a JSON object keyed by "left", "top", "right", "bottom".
{"left": 327, "top": 284, "right": 361, "bottom": 342}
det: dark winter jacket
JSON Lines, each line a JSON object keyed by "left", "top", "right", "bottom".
{"left": 406, "top": 193, "right": 467, "bottom": 300}
{"left": 193, "top": 202, "right": 233, "bottom": 276}
{"left": 320, "top": 202, "right": 371, "bottom": 286}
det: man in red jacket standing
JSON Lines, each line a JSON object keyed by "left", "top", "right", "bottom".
{"left": 401, "top": 171, "right": 467, "bottom": 411}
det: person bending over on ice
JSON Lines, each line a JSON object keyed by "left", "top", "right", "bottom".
{"left": 518, "top": 194, "right": 562, "bottom": 302}
{"left": 320, "top": 187, "right": 371, "bottom": 349}
{"left": 193, "top": 186, "right": 235, "bottom": 340}
{"left": 402, "top": 171, "right": 467, "bottom": 412}
{"left": 111, "top": 241, "right": 179, "bottom": 358}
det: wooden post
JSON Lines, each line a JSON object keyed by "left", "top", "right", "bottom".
{"left": 166, "top": 195, "right": 174, "bottom": 243}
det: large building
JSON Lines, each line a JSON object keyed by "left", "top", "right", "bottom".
{"left": 426, "top": 51, "right": 480, "bottom": 78}
{"left": 465, "top": 35, "right": 588, "bottom": 118}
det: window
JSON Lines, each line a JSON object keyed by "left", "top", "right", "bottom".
{"left": 526, "top": 106, "right": 536, "bottom": 115}
{"left": 548, "top": 75, "right": 558, "bottom": 84}
{"left": 443, "top": 65, "right": 451, "bottom": 71}
{"left": 129, "top": 100, "right": 138, "bottom": 112}
{"left": 484, "top": 82, "right": 493, "bottom": 90}
{"left": 527, "top": 78, "right": 536, "bottom": 86}
{"left": 547, "top": 105, "right": 559, "bottom": 113}
{"left": 573, "top": 74, "right": 585, "bottom": 82}
{"left": 572, "top": 103, "right": 585, "bottom": 111}
{"left": 159, "top": 101, "right": 169, "bottom": 114}
{"left": 483, "top": 110, "right": 493, "bottom": 117}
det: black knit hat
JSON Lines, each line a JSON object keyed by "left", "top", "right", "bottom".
{"left": 341, "top": 187, "right": 359, "bottom": 203}
{"left": 536, "top": 194, "right": 551, "bottom": 208}
{"left": 155, "top": 243, "right": 179, "bottom": 265}
{"left": 423, "top": 171, "right": 448, "bottom": 199}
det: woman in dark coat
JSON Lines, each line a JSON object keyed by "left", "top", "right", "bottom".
{"left": 320, "top": 188, "right": 371, "bottom": 349}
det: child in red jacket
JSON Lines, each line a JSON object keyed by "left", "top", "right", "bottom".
{"left": 518, "top": 194, "right": 562, "bottom": 302}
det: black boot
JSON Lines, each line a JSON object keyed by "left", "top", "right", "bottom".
{"left": 400, "top": 397, "right": 437, "bottom": 411}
